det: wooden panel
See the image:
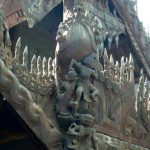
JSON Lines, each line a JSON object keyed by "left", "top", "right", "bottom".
{"left": 2, "top": 0, "right": 26, "bottom": 28}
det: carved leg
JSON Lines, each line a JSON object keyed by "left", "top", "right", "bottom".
{"left": 90, "top": 84, "right": 99, "bottom": 102}
{"left": 76, "top": 85, "right": 84, "bottom": 104}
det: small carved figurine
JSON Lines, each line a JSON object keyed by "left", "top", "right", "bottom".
{"left": 69, "top": 59, "right": 99, "bottom": 105}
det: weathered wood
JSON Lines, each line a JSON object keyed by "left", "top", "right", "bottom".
{"left": 0, "top": 0, "right": 150, "bottom": 150}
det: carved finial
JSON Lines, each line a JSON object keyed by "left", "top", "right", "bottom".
{"left": 37, "top": 56, "right": 42, "bottom": 76}
{"left": 48, "top": 57, "right": 53, "bottom": 76}
{"left": 31, "top": 55, "right": 37, "bottom": 74}
{"left": 129, "top": 53, "right": 134, "bottom": 65}
{"left": 125, "top": 57, "right": 129, "bottom": 66}
{"left": 121, "top": 56, "right": 125, "bottom": 72}
{"left": 103, "top": 48, "right": 109, "bottom": 62}
{"left": 15, "top": 37, "right": 21, "bottom": 63}
{"left": 103, "top": 48, "right": 109, "bottom": 77}
{"left": 139, "top": 69, "right": 144, "bottom": 88}
{"left": 144, "top": 77, "right": 148, "bottom": 85}
{"left": 129, "top": 54, "right": 134, "bottom": 83}
{"left": 125, "top": 57, "right": 130, "bottom": 81}
{"left": 23, "top": 46, "right": 28, "bottom": 67}
{"left": 110, "top": 55, "right": 114, "bottom": 65}
{"left": 120, "top": 56, "right": 125, "bottom": 85}
{"left": 109, "top": 55, "right": 115, "bottom": 80}
{"left": 107, "top": 35, "right": 112, "bottom": 49}
{"left": 114, "top": 35, "right": 119, "bottom": 48}
{"left": 115, "top": 61, "right": 119, "bottom": 82}
{"left": 140, "top": 69, "right": 144, "bottom": 79}
{"left": 42, "top": 57, "right": 47, "bottom": 77}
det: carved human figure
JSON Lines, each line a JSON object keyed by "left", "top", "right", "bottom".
{"left": 67, "top": 59, "right": 99, "bottom": 149}
{"left": 57, "top": 66, "right": 96, "bottom": 146}
{"left": 57, "top": 70, "right": 78, "bottom": 117}
{"left": 56, "top": 58, "right": 99, "bottom": 150}
{"left": 69, "top": 59, "right": 99, "bottom": 105}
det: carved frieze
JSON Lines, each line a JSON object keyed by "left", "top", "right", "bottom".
{"left": 0, "top": 0, "right": 150, "bottom": 150}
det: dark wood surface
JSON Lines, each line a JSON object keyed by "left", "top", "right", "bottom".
{"left": 0, "top": 94, "right": 47, "bottom": 150}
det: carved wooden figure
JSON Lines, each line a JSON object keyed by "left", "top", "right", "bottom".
{"left": 0, "top": 0, "right": 150, "bottom": 150}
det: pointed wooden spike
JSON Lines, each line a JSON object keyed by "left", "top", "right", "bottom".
{"left": 31, "top": 55, "right": 36, "bottom": 73}
{"left": 114, "top": 61, "right": 119, "bottom": 82}
{"left": 115, "top": 61, "right": 119, "bottom": 68}
{"left": 121, "top": 56, "right": 125, "bottom": 70}
{"left": 139, "top": 69, "right": 144, "bottom": 86}
{"left": 140, "top": 69, "right": 144, "bottom": 76}
{"left": 129, "top": 71, "right": 134, "bottom": 83}
{"left": 125, "top": 57, "right": 129, "bottom": 65}
{"left": 121, "top": 56, "right": 125, "bottom": 64}
{"left": 108, "top": 36, "right": 112, "bottom": 49}
{"left": 129, "top": 53, "right": 134, "bottom": 65}
{"left": 110, "top": 55, "right": 114, "bottom": 65}
{"left": 48, "top": 57, "right": 52, "bottom": 65}
{"left": 23, "top": 46, "right": 28, "bottom": 56}
{"left": 37, "top": 56, "right": 42, "bottom": 64}
{"left": 42, "top": 57, "right": 47, "bottom": 65}
{"left": 120, "top": 56, "right": 126, "bottom": 84}
{"left": 37, "top": 56, "right": 42, "bottom": 75}
{"left": 15, "top": 37, "right": 21, "bottom": 60}
{"left": 31, "top": 55, "right": 36, "bottom": 64}
{"left": 103, "top": 48, "right": 109, "bottom": 62}
{"left": 15, "top": 37, "right": 21, "bottom": 50}
{"left": 42, "top": 57, "right": 47, "bottom": 76}
{"left": 129, "top": 55, "right": 135, "bottom": 83}
{"left": 23, "top": 46, "right": 28, "bottom": 66}
{"left": 144, "top": 77, "right": 149, "bottom": 89}
{"left": 48, "top": 57, "right": 53, "bottom": 74}
{"left": 114, "top": 35, "right": 119, "bottom": 48}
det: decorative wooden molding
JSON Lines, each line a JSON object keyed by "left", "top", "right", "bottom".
{"left": 0, "top": 1, "right": 150, "bottom": 150}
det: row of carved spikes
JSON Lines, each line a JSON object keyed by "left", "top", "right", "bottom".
{"left": 14, "top": 37, "right": 54, "bottom": 80}
{"left": 137, "top": 69, "right": 150, "bottom": 111}
{"left": 103, "top": 49, "right": 134, "bottom": 85}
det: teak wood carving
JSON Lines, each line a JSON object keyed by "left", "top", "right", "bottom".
{"left": 0, "top": 0, "right": 150, "bottom": 150}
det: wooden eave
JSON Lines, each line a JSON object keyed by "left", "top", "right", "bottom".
{"left": 112, "top": 0, "right": 150, "bottom": 77}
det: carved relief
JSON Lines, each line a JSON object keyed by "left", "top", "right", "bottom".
{"left": 56, "top": 58, "right": 99, "bottom": 150}
{"left": 0, "top": 0, "right": 150, "bottom": 150}
{"left": 56, "top": 1, "right": 125, "bottom": 69}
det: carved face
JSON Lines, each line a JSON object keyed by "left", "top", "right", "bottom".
{"left": 81, "top": 53, "right": 98, "bottom": 69}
